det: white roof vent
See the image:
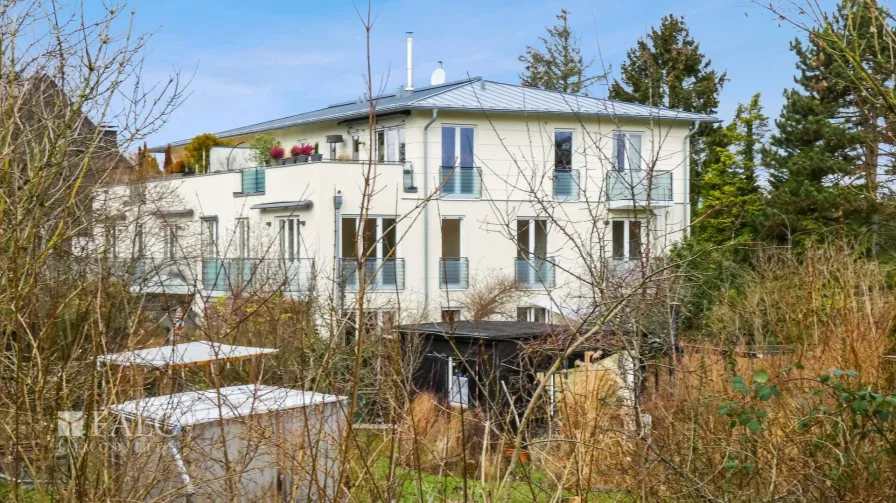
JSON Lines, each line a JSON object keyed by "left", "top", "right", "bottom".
{"left": 430, "top": 62, "right": 446, "bottom": 86}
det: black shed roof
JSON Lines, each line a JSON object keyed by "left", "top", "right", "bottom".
{"left": 399, "top": 321, "right": 566, "bottom": 340}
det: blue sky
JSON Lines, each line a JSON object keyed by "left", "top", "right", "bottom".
{"left": 115, "top": 0, "right": 817, "bottom": 148}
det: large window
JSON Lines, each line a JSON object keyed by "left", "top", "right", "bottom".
{"left": 341, "top": 216, "right": 402, "bottom": 289}
{"left": 375, "top": 126, "right": 406, "bottom": 162}
{"left": 612, "top": 131, "right": 642, "bottom": 171}
{"left": 612, "top": 219, "right": 643, "bottom": 260}
{"left": 554, "top": 130, "right": 573, "bottom": 170}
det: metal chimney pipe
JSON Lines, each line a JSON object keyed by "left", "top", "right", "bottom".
{"left": 405, "top": 32, "right": 414, "bottom": 91}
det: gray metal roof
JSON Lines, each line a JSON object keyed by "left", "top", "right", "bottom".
{"left": 152, "top": 77, "right": 719, "bottom": 151}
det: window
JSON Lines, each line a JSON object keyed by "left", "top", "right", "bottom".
{"left": 516, "top": 219, "right": 554, "bottom": 288}
{"left": 375, "top": 126, "right": 405, "bottom": 162}
{"left": 329, "top": 142, "right": 337, "bottom": 161}
{"left": 351, "top": 135, "right": 360, "bottom": 161}
{"left": 440, "top": 217, "right": 467, "bottom": 289}
{"left": 441, "top": 126, "right": 477, "bottom": 196}
{"left": 448, "top": 356, "right": 478, "bottom": 407}
{"left": 517, "top": 306, "right": 548, "bottom": 323}
{"left": 236, "top": 218, "right": 250, "bottom": 258}
{"left": 341, "top": 216, "right": 402, "bottom": 289}
{"left": 612, "top": 219, "right": 643, "bottom": 260}
{"left": 201, "top": 218, "right": 218, "bottom": 258}
{"left": 612, "top": 131, "right": 642, "bottom": 171}
{"left": 164, "top": 223, "right": 181, "bottom": 261}
{"left": 241, "top": 168, "right": 265, "bottom": 193}
{"left": 111, "top": 223, "right": 127, "bottom": 260}
{"left": 135, "top": 224, "right": 144, "bottom": 258}
{"left": 555, "top": 130, "right": 573, "bottom": 170}
{"left": 441, "top": 309, "right": 460, "bottom": 323}
{"left": 279, "top": 217, "right": 301, "bottom": 261}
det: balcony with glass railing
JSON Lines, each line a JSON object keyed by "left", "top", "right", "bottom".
{"left": 606, "top": 170, "right": 673, "bottom": 209}
{"left": 439, "top": 257, "right": 469, "bottom": 290}
{"left": 553, "top": 169, "right": 580, "bottom": 200}
{"left": 202, "top": 257, "right": 314, "bottom": 294}
{"left": 440, "top": 167, "right": 482, "bottom": 199}
{"left": 514, "top": 257, "right": 556, "bottom": 289}
{"left": 340, "top": 258, "right": 405, "bottom": 291}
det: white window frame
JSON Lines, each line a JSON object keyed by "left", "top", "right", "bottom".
{"left": 554, "top": 129, "right": 575, "bottom": 170}
{"left": 164, "top": 223, "right": 181, "bottom": 262}
{"left": 441, "top": 124, "right": 477, "bottom": 169}
{"left": 611, "top": 131, "right": 643, "bottom": 171}
{"left": 440, "top": 216, "right": 464, "bottom": 258}
{"left": 236, "top": 218, "right": 250, "bottom": 258}
{"left": 201, "top": 218, "right": 218, "bottom": 258}
{"left": 517, "top": 306, "right": 548, "bottom": 323}
{"left": 351, "top": 135, "right": 360, "bottom": 161}
{"left": 517, "top": 218, "right": 549, "bottom": 260}
{"left": 447, "top": 355, "right": 474, "bottom": 407}
{"left": 375, "top": 126, "right": 405, "bottom": 162}
{"left": 340, "top": 216, "right": 398, "bottom": 260}
{"left": 278, "top": 217, "right": 302, "bottom": 261}
{"left": 611, "top": 218, "right": 644, "bottom": 261}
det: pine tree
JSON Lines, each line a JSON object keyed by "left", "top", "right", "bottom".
{"left": 761, "top": 0, "right": 892, "bottom": 248}
{"left": 609, "top": 15, "right": 727, "bottom": 213}
{"left": 693, "top": 94, "right": 766, "bottom": 246}
{"left": 519, "top": 9, "right": 605, "bottom": 95}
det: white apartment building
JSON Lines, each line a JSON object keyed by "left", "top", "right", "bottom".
{"left": 98, "top": 70, "right": 717, "bottom": 325}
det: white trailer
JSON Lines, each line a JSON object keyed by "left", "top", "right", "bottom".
{"left": 111, "top": 384, "right": 347, "bottom": 502}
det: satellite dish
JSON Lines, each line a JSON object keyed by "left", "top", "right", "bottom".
{"left": 430, "top": 67, "right": 446, "bottom": 86}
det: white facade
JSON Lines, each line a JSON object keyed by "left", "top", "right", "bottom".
{"left": 102, "top": 95, "right": 701, "bottom": 324}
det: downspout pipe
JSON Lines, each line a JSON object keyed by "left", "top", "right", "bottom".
{"left": 682, "top": 119, "right": 701, "bottom": 236}
{"left": 422, "top": 109, "right": 439, "bottom": 317}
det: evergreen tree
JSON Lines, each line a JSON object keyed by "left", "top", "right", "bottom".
{"left": 519, "top": 9, "right": 605, "bottom": 95}
{"left": 609, "top": 15, "right": 726, "bottom": 213}
{"left": 761, "top": 0, "right": 892, "bottom": 248}
{"left": 693, "top": 94, "right": 766, "bottom": 246}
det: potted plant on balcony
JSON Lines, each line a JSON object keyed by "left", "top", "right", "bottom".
{"left": 310, "top": 142, "right": 323, "bottom": 162}
{"left": 290, "top": 144, "right": 309, "bottom": 163}
{"left": 270, "top": 145, "right": 285, "bottom": 165}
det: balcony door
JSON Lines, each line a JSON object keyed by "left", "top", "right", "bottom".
{"left": 441, "top": 125, "right": 476, "bottom": 196}
{"left": 612, "top": 219, "right": 643, "bottom": 261}
{"left": 440, "top": 217, "right": 465, "bottom": 289}
{"left": 279, "top": 217, "right": 301, "bottom": 261}
{"left": 516, "top": 219, "right": 550, "bottom": 286}
{"left": 341, "top": 216, "right": 398, "bottom": 288}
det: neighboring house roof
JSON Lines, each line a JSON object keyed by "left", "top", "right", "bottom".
{"left": 151, "top": 77, "right": 720, "bottom": 151}
{"left": 400, "top": 320, "right": 569, "bottom": 340}
{"left": 109, "top": 384, "right": 346, "bottom": 428}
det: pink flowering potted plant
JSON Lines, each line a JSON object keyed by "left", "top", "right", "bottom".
{"left": 290, "top": 144, "right": 306, "bottom": 163}
{"left": 269, "top": 145, "right": 285, "bottom": 165}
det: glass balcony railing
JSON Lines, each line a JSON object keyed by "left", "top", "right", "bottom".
{"left": 514, "top": 257, "right": 556, "bottom": 289}
{"left": 202, "top": 257, "right": 314, "bottom": 293}
{"left": 606, "top": 170, "right": 672, "bottom": 208}
{"left": 340, "top": 258, "right": 405, "bottom": 290}
{"left": 440, "top": 166, "right": 481, "bottom": 198}
{"left": 439, "top": 257, "right": 469, "bottom": 290}
{"left": 553, "top": 169, "right": 580, "bottom": 200}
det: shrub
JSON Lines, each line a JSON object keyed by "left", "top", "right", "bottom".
{"left": 184, "top": 133, "right": 228, "bottom": 173}
{"left": 248, "top": 133, "right": 277, "bottom": 166}
{"left": 269, "top": 145, "right": 285, "bottom": 160}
